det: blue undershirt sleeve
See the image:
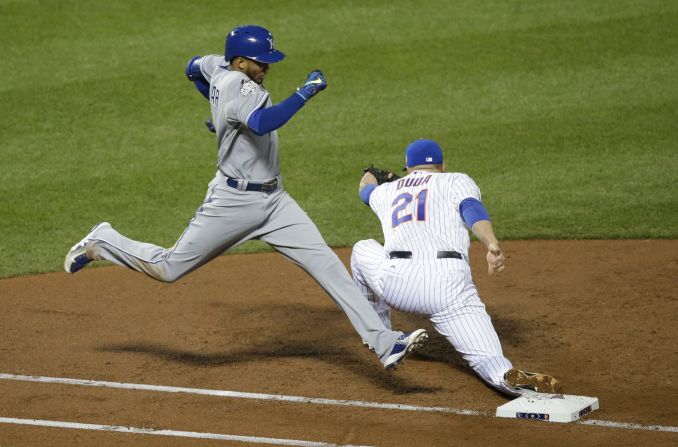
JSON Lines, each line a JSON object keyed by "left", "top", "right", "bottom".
{"left": 459, "top": 197, "right": 490, "bottom": 228}
{"left": 186, "top": 56, "right": 210, "bottom": 100}
{"left": 193, "top": 78, "right": 210, "bottom": 99}
{"left": 359, "top": 184, "right": 377, "bottom": 205}
{"left": 247, "top": 92, "right": 306, "bottom": 136}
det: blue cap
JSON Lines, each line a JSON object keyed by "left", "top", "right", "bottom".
{"left": 404, "top": 139, "right": 443, "bottom": 169}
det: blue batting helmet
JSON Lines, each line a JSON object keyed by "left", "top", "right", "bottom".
{"left": 224, "top": 25, "right": 285, "bottom": 64}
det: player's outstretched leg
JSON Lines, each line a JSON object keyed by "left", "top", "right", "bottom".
{"left": 351, "top": 239, "right": 394, "bottom": 353}
{"left": 64, "top": 218, "right": 221, "bottom": 281}
{"left": 256, "top": 192, "right": 428, "bottom": 368}
{"left": 431, "top": 301, "right": 518, "bottom": 395}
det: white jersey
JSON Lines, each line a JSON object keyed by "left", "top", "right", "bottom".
{"left": 368, "top": 170, "right": 482, "bottom": 260}
{"left": 352, "top": 169, "right": 517, "bottom": 395}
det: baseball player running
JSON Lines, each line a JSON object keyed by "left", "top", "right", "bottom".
{"left": 64, "top": 25, "right": 428, "bottom": 371}
{"left": 352, "top": 139, "right": 562, "bottom": 395}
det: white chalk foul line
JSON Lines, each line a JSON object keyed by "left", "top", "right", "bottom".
{"left": 0, "top": 373, "right": 482, "bottom": 417}
{"left": 0, "top": 417, "right": 372, "bottom": 446}
{"left": 578, "top": 419, "right": 678, "bottom": 433}
{"left": 1, "top": 373, "right": 677, "bottom": 434}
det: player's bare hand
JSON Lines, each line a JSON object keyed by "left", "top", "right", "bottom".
{"left": 486, "top": 243, "right": 506, "bottom": 276}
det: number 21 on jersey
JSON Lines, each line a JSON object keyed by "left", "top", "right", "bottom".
{"left": 391, "top": 189, "right": 428, "bottom": 228}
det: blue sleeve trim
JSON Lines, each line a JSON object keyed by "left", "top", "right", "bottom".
{"left": 459, "top": 197, "right": 490, "bottom": 228}
{"left": 359, "top": 184, "right": 377, "bottom": 205}
{"left": 247, "top": 92, "right": 306, "bottom": 136}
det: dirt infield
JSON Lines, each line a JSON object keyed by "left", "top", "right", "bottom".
{"left": 1, "top": 240, "right": 677, "bottom": 446}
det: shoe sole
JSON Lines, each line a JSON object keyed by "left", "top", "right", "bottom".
{"left": 384, "top": 329, "right": 428, "bottom": 371}
{"left": 505, "top": 369, "right": 563, "bottom": 394}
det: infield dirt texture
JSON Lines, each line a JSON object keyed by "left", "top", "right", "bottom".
{"left": 1, "top": 1, "right": 677, "bottom": 446}
{"left": 2, "top": 242, "right": 678, "bottom": 446}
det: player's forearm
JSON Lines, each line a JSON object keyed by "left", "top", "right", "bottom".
{"left": 358, "top": 172, "right": 378, "bottom": 205}
{"left": 471, "top": 220, "right": 499, "bottom": 248}
{"left": 248, "top": 70, "right": 326, "bottom": 135}
{"left": 247, "top": 93, "right": 306, "bottom": 135}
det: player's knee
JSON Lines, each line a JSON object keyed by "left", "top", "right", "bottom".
{"left": 158, "top": 269, "right": 189, "bottom": 283}
{"left": 147, "top": 264, "right": 182, "bottom": 283}
{"left": 351, "top": 239, "right": 370, "bottom": 259}
{"left": 351, "top": 239, "right": 378, "bottom": 265}
{"left": 157, "top": 274, "right": 179, "bottom": 283}
{"left": 349, "top": 246, "right": 362, "bottom": 270}
{"left": 352, "top": 239, "right": 372, "bottom": 250}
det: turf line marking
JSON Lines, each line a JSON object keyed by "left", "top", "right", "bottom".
{"left": 0, "top": 417, "right": 372, "bottom": 446}
{"left": 2, "top": 373, "right": 677, "bottom": 434}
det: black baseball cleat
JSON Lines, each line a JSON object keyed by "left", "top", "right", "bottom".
{"left": 383, "top": 329, "right": 428, "bottom": 370}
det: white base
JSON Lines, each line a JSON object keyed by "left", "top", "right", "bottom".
{"left": 496, "top": 393, "right": 599, "bottom": 423}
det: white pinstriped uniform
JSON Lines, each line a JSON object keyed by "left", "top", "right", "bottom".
{"left": 351, "top": 170, "right": 518, "bottom": 395}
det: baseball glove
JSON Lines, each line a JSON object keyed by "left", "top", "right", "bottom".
{"left": 363, "top": 164, "right": 400, "bottom": 185}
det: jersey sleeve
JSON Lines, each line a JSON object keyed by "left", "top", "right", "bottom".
{"left": 368, "top": 183, "right": 389, "bottom": 219}
{"left": 450, "top": 173, "right": 482, "bottom": 210}
{"left": 224, "top": 74, "right": 270, "bottom": 126}
{"left": 198, "top": 54, "right": 226, "bottom": 82}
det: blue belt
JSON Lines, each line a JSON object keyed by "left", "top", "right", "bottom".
{"left": 226, "top": 177, "right": 278, "bottom": 193}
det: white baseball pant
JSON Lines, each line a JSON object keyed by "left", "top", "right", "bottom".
{"left": 351, "top": 239, "right": 518, "bottom": 396}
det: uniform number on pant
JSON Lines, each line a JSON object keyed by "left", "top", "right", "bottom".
{"left": 391, "top": 189, "right": 428, "bottom": 228}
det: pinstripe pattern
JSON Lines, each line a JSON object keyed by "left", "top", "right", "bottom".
{"left": 352, "top": 171, "right": 517, "bottom": 396}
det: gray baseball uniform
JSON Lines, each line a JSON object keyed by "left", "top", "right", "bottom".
{"left": 82, "top": 55, "right": 404, "bottom": 362}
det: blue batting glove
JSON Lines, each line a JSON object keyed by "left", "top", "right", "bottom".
{"left": 205, "top": 118, "right": 216, "bottom": 133}
{"left": 295, "top": 70, "right": 327, "bottom": 101}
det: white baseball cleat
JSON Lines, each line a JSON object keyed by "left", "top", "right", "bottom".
{"left": 64, "top": 222, "right": 110, "bottom": 273}
{"left": 383, "top": 329, "right": 428, "bottom": 370}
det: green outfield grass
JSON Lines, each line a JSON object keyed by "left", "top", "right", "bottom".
{"left": 1, "top": 0, "right": 677, "bottom": 278}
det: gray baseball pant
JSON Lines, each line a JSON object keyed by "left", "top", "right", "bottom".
{"left": 87, "top": 172, "right": 401, "bottom": 362}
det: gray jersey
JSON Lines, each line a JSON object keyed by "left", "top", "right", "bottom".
{"left": 199, "top": 55, "right": 279, "bottom": 181}
{"left": 68, "top": 46, "right": 411, "bottom": 370}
